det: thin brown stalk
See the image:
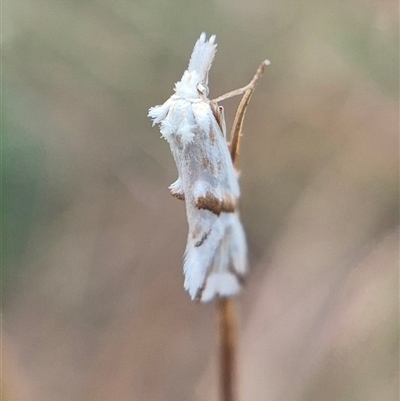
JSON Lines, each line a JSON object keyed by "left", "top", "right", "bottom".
{"left": 212, "top": 60, "right": 270, "bottom": 105}
{"left": 217, "top": 297, "right": 238, "bottom": 401}
{"left": 229, "top": 60, "right": 269, "bottom": 165}
{"left": 216, "top": 59, "right": 269, "bottom": 401}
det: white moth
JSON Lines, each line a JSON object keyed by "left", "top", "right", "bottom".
{"left": 148, "top": 33, "right": 248, "bottom": 302}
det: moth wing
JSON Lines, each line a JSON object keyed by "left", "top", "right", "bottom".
{"left": 184, "top": 212, "right": 248, "bottom": 302}
{"left": 182, "top": 102, "right": 247, "bottom": 302}
{"left": 183, "top": 210, "right": 223, "bottom": 300}
{"left": 188, "top": 102, "right": 239, "bottom": 215}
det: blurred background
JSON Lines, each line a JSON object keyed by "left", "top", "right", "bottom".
{"left": 3, "top": 0, "right": 399, "bottom": 400}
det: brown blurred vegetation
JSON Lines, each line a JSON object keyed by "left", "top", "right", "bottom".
{"left": 3, "top": 0, "right": 399, "bottom": 400}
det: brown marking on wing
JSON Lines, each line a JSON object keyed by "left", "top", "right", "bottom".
{"left": 194, "top": 230, "right": 210, "bottom": 247}
{"left": 202, "top": 156, "right": 215, "bottom": 175}
{"left": 202, "top": 156, "right": 210, "bottom": 169}
{"left": 170, "top": 191, "right": 185, "bottom": 201}
{"left": 195, "top": 192, "right": 236, "bottom": 215}
{"left": 194, "top": 271, "right": 211, "bottom": 302}
{"left": 209, "top": 130, "right": 216, "bottom": 144}
{"left": 191, "top": 225, "right": 202, "bottom": 240}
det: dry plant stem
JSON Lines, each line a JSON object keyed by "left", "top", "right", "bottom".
{"left": 216, "top": 60, "right": 269, "bottom": 401}
{"left": 228, "top": 60, "right": 269, "bottom": 164}
{"left": 217, "top": 298, "right": 238, "bottom": 401}
{"left": 212, "top": 60, "right": 269, "bottom": 104}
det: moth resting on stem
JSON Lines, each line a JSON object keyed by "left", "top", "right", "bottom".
{"left": 149, "top": 33, "right": 269, "bottom": 302}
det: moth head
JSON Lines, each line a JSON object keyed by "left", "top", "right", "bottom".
{"left": 175, "top": 70, "right": 203, "bottom": 99}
